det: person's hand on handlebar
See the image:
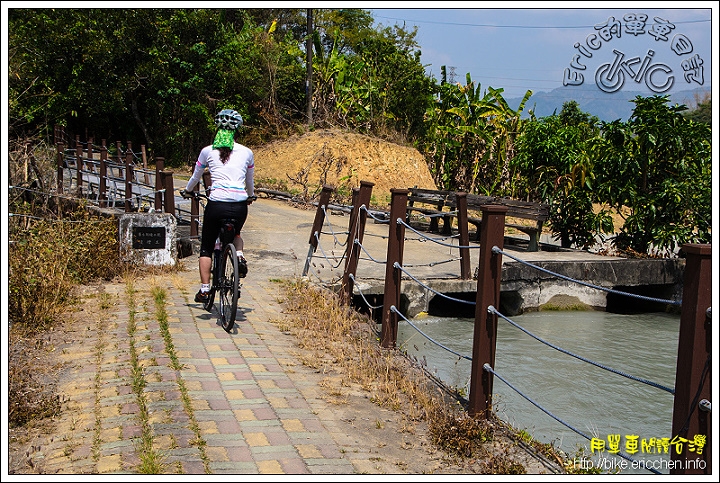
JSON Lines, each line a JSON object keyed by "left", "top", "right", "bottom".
{"left": 180, "top": 189, "right": 194, "bottom": 199}
{"left": 247, "top": 195, "right": 257, "bottom": 205}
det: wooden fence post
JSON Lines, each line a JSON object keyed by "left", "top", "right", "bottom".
{"left": 124, "top": 150, "right": 133, "bottom": 212}
{"left": 141, "top": 144, "right": 149, "bottom": 184}
{"left": 347, "top": 187, "right": 360, "bottom": 247}
{"left": 114, "top": 141, "right": 123, "bottom": 163}
{"left": 86, "top": 137, "right": 94, "bottom": 172}
{"left": 190, "top": 183, "right": 200, "bottom": 237}
{"left": 75, "top": 140, "right": 84, "bottom": 195}
{"left": 468, "top": 204, "right": 507, "bottom": 418}
{"left": 455, "top": 192, "right": 471, "bottom": 280}
{"left": 670, "top": 243, "right": 712, "bottom": 475}
{"left": 341, "top": 181, "right": 374, "bottom": 305}
{"left": 303, "top": 185, "right": 335, "bottom": 276}
{"left": 161, "top": 171, "right": 175, "bottom": 216}
{"left": 202, "top": 170, "right": 212, "bottom": 194}
{"left": 380, "top": 188, "right": 408, "bottom": 349}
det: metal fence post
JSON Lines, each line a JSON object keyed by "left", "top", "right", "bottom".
{"left": 381, "top": 188, "right": 408, "bottom": 349}
{"left": 341, "top": 181, "right": 374, "bottom": 305}
{"left": 468, "top": 204, "right": 507, "bottom": 418}
{"left": 56, "top": 142, "right": 65, "bottom": 195}
{"left": 303, "top": 185, "right": 335, "bottom": 276}
{"left": 154, "top": 157, "right": 165, "bottom": 211}
{"left": 670, "top": 243, "right": 712, "bottom": 475}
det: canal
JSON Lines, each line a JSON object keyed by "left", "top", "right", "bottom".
{"left": 397, "top": 310, "right": 682, "bottom": 474}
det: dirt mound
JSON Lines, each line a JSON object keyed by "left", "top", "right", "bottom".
{"left": 252, "top": 129, "right": 437, "bottom": 206}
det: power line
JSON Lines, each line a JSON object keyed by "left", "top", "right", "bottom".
{"left": 373, "top": 14, "right": 711, "bottom": 30}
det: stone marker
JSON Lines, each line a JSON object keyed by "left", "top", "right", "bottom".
{"left": 118, "top": 213, "right": 177, "bottom": 266}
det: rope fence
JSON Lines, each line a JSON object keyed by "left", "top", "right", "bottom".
{"left": 301, "top": 183, "right": 711, "bottom": 476}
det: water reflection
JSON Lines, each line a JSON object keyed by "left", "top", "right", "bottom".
{"left": 397, "top": 311, "right": 681, "bottom": 474}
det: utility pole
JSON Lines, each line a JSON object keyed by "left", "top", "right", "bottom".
{"left": 306, "top": 9, "right": 313, "bottom": 125}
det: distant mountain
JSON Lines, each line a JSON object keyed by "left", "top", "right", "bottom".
{"left": 508, "top": 85, "right": 711, "bottom": 122}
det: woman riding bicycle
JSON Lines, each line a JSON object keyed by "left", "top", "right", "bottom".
{"left": 182, "top": 108, "right": 255, "bottom": 304}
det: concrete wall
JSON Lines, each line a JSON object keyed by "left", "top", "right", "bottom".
{"left": 353, "top": 258, "right": 686, "bottom": 318}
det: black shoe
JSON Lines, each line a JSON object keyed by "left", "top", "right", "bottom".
{"left": 238, "top": 257, "right": 248, "bottom": 278}
{"left": 195, "top": 290, "right": 210, "bottom": 303}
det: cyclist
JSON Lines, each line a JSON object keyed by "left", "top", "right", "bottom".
{"left": 181, "top": 108, "right": 255, "bottom": 304}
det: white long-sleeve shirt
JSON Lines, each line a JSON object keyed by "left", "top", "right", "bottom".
{"left": 185, "top": 143, "right": 255, "bottom": 202}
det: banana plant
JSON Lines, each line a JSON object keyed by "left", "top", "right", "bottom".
{"left": 424, "top": 70, "right": 532, "bottom": 196}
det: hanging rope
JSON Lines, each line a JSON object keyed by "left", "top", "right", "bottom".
{"left": 489, "top": 306, "right": 675, "bottom": 394}
{"left": 484, "top": 363, "right": 662, "bottom": 475}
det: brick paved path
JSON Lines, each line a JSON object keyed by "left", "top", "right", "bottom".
{"left": 16, "top": 197, "right": 561, "bottom": 476}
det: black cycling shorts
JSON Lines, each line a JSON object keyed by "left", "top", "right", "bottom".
{"left": 199, "top": 200, "right": 249, "bottom": 257}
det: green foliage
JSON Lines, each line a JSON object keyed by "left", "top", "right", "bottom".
{"left": 422, "top": 70, "right": 532, "bottom": 195}
{"left": 593, "top": 96, "right": 712, "bottom": 256}
{"left": 310, "top": 13, "right": 433, "bottom": 139}
{"left": 8, "top": 9, "right": 712, "bottom": 257}
{"left": 9, "top": 8, "right": 431, "bottom": 165}
{"left": 514, "top": 101, "right": 613, "bottom": 249}
{"left": 683, "top": 94, "right": 711, "bottom": 125}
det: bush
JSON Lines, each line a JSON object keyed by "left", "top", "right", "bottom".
{"left": 9, "top": 209, "right": 122, "bottom": 332}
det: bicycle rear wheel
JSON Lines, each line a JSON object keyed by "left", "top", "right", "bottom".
{"left": 218, "top": 244, "right": 240, "bottom": 333}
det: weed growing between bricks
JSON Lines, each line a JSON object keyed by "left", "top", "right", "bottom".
{"left": 125, "top": 280, "right": 167, "bottom": 473}
{"left": 149, "top": 281, "right": 211, "bottom": 473}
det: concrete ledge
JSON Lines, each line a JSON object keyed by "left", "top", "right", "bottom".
{"left": 351, "top": 258, "right": 685, "bottom": 318}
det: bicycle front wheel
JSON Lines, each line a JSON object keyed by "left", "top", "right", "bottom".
{"left": 218, "top": 244, "right": 240, "bottom": 333}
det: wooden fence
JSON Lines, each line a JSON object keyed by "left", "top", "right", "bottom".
{"left": 307, "top": 181, "right": 711, "bottom": 475}
{"left": 54, "top": 131, "right": 177, "bottom": 217}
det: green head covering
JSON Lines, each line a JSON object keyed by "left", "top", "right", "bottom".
{"left": 212, "top": 129, "right": 235, "bottom": 149}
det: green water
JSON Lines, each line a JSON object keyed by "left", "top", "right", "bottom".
{"left": 397, "top": 311, "right": 685, "bottom": 474}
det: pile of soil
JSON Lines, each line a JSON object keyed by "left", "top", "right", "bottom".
{"left": 251, "top": 129, "right": 437, "bottom": 205}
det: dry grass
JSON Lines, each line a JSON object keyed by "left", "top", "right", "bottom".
{"left": 7, "top": 140, "right": 132, "bottom": 428}
{"left": 273, "top": 278, "right": 560, "bottom": 473}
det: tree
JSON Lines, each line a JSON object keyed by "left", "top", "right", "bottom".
{"left": 682, "top": 93, "right": 711, "bottom": 125}
{"left": 594, "top": 96, "right": 711, "bottom": 256}
{"left": 422, "top": 70, "right": 532, "bottom": 195}
{"left": 514, "top": 101, "right": 613, "bottom": 249}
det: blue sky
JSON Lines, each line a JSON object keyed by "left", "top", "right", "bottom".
{"left": 369, "top": 4, "right": 715, "bottom": 102}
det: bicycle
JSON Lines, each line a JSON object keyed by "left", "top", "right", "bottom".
{"left": 180, "top": 189, "right": 255, "bottom": 333}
